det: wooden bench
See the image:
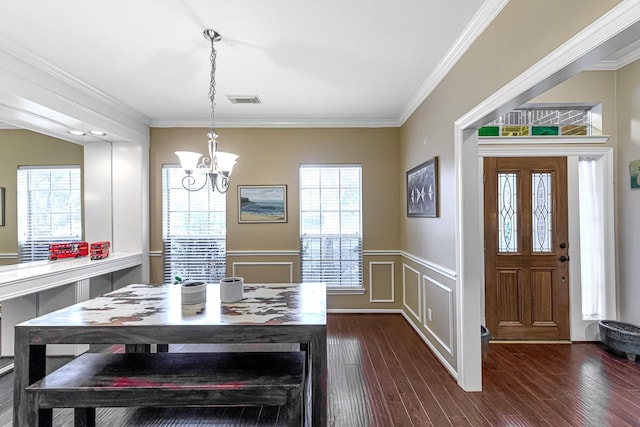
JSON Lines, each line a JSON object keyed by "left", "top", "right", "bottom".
{"left": 26, "top": 351, "right": 305, "bottom": 426}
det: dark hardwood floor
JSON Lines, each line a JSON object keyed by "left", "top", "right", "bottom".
{"left": 2, "top": 313, "right": 640, "bottom": 426}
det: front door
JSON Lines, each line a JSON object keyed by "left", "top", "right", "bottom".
{"left": 484, "top": 157, "right": 570, "bottom": 340}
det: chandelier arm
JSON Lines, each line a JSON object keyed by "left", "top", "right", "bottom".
{"left": 181, "top": 174, "right": 209, "bottom": 192}
{"left": 214, "top": 174, "right": 230, "bottom": 193}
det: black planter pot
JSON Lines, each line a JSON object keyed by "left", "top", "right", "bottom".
{"left": 599, "top": 320, "right": 640, "bottom": 361}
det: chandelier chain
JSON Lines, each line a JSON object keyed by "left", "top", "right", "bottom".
{"left": 209, "top": 36, "right": 217, "bottom": 133}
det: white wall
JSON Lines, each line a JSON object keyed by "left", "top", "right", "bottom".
{"left": 616, "top": 58, "right": 640, "bottom": 325}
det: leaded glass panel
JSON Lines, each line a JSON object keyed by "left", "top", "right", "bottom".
{"left": 532, "top": 172, "right": 552, "bottom": 252}
{"left": 561, "top": 125, "right": 588, "bottom": 136}
{"left": 498, "top": 172, "right": 518, "bottom": 253}
{"left": 502, "top": 126, "right": 529, "bottom": 137}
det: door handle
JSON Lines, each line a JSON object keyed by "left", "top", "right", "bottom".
{"left": 559, "top": 255, "right": 570, "bottom": 262}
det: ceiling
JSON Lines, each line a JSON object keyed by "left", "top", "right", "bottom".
{"left": 0, "top": 0, "right": 492, "bottom": 129}
{"left": 0, "top": 1, "right": 638, "bottom": 135}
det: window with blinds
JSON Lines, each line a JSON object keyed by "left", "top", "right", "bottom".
{"left": 300, "top": 165, "right": 362, "bottom": 287}
{"left": 162, "top": 166, "right": 226, "bottom": 284}
{"left": 17, "top": 165, "right": 82, "bottom": 262}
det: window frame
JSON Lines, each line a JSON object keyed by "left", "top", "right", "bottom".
{"left": 161, "top": 165, "right": 227, "bottom": 284}
{"left": 299, "top": 164, "right": 364, "bottom": 293}
{"left": 17, "top": 165, "right": 83, "bottom": 262}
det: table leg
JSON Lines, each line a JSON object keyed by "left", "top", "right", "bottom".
{"left": 310, "top": 329, "right": 328, "bottom": 426}
{"left": 14, "top": 326, "right": 47, "bottom": 427}
{"left": 125, "top": 344, "right": 151, "bottom": 353}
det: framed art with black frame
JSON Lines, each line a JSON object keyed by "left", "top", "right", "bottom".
{"left": 0, "top": 187, "right": 4, "bottom": 226}
{"left": 406, "top": 157, "right": 438, "bottom": 218}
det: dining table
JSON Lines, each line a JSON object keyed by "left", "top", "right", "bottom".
{"left": 13, "top": 281, "right": 327, "bottom": 426}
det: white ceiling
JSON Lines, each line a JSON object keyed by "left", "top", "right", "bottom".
{"left": 0, "top": 0, "right": 492, "bottom": 129}
{"left": 0, "top": 1, "right": 638, "bottom": 134}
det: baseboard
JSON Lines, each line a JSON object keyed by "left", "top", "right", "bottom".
{"left": 400, "top": 311, "right": 458, "bottom": 380}
{"left": 327, "top": 308, "right": 403, "bottom": 314}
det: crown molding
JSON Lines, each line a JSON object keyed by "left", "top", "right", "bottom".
{"left": 151, "top": 117, "right": 401, "bottom": 129}
{"left": 0, "top": 35, "right": 150, "bottom": 144}
{"left": 0, "top": 36, "right": 149, "bottom": 126}
{"left": 589, "top": 45, "right": 640, "bottom": 70}
{"left": 397, "top": 0, "right": 510, "bottom": 125}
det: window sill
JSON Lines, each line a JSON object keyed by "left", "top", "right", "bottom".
{"left": 327, "top": 286, "right": 366, "bottom": 295}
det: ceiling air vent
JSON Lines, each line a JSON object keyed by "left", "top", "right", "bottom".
{"left": 227, "top": 95, "right": 261, "bottom": 104}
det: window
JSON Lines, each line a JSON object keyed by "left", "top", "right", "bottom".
{"left": 162, "top": 166, "right": 226, "bottom": 283}
{"left": 300, "top": 165, "right": 362, "bottom": 287}
{"left": 479, "top": 105, "right": 594, "bottom": 137}
{"left": 17, "top": 165, "right": 82, "bottom": 262}
{"left": 578, "top": 157, "right": 606, "bottom": 319}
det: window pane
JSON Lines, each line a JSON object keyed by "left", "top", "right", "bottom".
{"left": 162, "top": 167, "right": 226, "bottom": 283}
{"left": 300, "top": 165, "right": 362, "bottom": 287}
{"left": 532, "top": 172, "right": 552, "bottom": 253}
{"left": 498, "top": 172, "right": 518, "bottom": 253}
{"left": 17, "top": 166, "right": 82, "bottom": 262}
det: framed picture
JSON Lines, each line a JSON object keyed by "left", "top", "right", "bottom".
{"left": 238, "top": 185, "right": 287, "bottom": 223}
{"left": 406, "top": 157, "right": 438, "bottom": 217}
{"left": 0, "top": 187, "right": 4, "bottom": 226}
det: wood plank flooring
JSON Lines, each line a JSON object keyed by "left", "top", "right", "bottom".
{"left": 2, "top": 313, "right": 640, "bottom": 426}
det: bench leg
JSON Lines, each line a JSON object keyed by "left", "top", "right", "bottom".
{"left": 74, "top": 408, "right": 96, "bottom": 427}
{"left": 285, "top": 388, "right": 303, "bottom": 427}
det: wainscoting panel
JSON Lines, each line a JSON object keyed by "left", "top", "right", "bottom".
{"left": 232, "top": 262, "right": 294, "bottom": 283}
{"left": 369, "top": 261, "right": 394, "bottom": 303}
{"left": 422, "top": 276, "right": 454, "bottom": 356}
{"left": 402, "top": 264, "right": 421, "bottom": 322}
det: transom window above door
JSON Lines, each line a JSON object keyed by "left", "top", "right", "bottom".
{"left": 479, "top": 104, "right": 599, "bottom": 137}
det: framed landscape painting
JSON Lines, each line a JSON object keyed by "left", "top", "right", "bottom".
{"left": 406, "top": 157, "right": 438, "bottom": 218}
{"left": 238, "top": 185, "right": 287, "bottom": 223}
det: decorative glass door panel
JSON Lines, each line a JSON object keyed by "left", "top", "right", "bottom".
{"left": 532, "top": 172, "right": 552, "bottom": 253}
{"left": 498, "top": 172, "right": 518, "bottom": 253}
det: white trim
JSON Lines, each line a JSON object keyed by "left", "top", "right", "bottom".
{"left": 149, "top": 251, "right": 162, "bottom": 257}
{"left": 327, "top": 308, "right": 402, "bottom": 314}
{"left": 363, "top": 249, "right": 401, "bottom": 257}
{"left": 478, "top": 141, "right": 611, "bottom": 157}
{"left": 0, "top": 252, "right": 143, "bottom": 301}
{"left": 369, "top": 261, "right": 395, "bottom": 303}
{"left": 152, "top": 118, "right": 401, "bottom": 129}
{"left": 231, "top": 261, "right": 294, "bottom": 283}
{"left": 0, "top": 253, "right": 18, "bottom": 260}
{"left": 454, "top": 1, "right": 640, "bottom": 392}
{"left": 402, "top": 263, "right": 421, "bottom": 322}
{"left": 0, "top": 36, "right": 149, "bottom": 144}
{"left": 401, "top": 251, "right": 456, "bottom": 280}
{"left": 327, "top": 287, "right": 366, "bottom": 295}
{"left": 398, "top": 0, "right": 510, "bottom": 125}
{"left": 590, "top": 45, "right": 640, "bottom": 70}
{"left": 478, "top": 136, "right": 610, "bottom": 145}
{"left": 422, "top": 276, "right": 454, "bottom": 356}
{"left": 227, "top": 250, "right": 300, "bottom": 257}
{"left": 400, "top": 311, "right": 458, "bottom": 379}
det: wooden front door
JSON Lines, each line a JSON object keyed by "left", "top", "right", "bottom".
{"left": 484, "top": 157, "right": 570, "bottom": 340}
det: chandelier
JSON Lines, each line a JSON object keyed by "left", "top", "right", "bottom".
{"left": 175, "top": 29, "right": 238, "bottom": 193}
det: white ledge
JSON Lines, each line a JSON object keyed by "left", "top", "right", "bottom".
{"left": 0, "top": 252, "right": 143, "bottom": 301}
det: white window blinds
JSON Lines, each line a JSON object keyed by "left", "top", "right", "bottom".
{"left": 300, "top": 165, "right": 362, "bottom": 287}
{"left": 162, "top": 166, "right": 226, "bottom": 283}
{"left": 17, "top": 166, "right": 82, "bottom": 262}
